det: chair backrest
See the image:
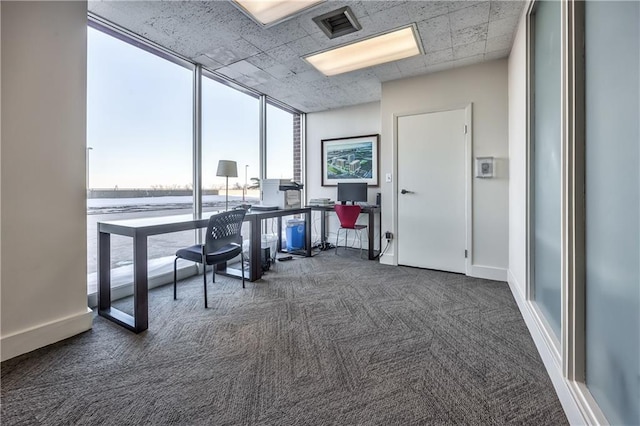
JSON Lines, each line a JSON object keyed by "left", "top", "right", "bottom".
{"left": 205, "top": 209, "right": 247, "bottom": 253}
{"left": 335, "top": 204, "right": 362, "bottom": 229}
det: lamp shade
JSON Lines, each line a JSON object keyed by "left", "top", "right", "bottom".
{"left": 216, "top": 160, "right": 238, "bottom": 177}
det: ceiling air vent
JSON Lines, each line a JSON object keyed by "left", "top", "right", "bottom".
{"left": 313, "top": 6, "right": 362, "bottom": 39}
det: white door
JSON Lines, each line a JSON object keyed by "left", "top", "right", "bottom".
{"left": 397, "top": 109, "right": 467, "bottom": 273}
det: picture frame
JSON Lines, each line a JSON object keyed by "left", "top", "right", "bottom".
{"left": 321, "top": 134, "right": 379, "bottom": 186}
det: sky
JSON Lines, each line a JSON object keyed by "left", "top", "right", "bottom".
{"left": 87, "top": 27, "right": 294, "bottom": 190}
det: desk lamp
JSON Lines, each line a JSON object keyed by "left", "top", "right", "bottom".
{"left": 216, "top": 160, "right": 238, "bottom": 211}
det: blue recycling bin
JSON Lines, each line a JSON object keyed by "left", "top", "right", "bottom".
{"left": 286, "top": 219, "right": 305, "bottom": 251}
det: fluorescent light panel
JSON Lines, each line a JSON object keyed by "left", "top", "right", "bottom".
{"left": 305, "top": 26, "right": 422, "bottom": 76}
{"left": 233, "top": 0, "right": 325, "bottom": 26}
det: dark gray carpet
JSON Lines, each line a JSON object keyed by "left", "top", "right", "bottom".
{"left": 1, "top": 250, "right": 568, "bottom": 425}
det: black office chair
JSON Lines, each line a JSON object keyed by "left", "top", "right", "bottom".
{"left": 173, "top": 209, "right": 247, "bottom": 308}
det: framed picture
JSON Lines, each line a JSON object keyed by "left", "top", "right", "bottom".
{"left": 321, "top": 134, "right": 379, "bottom": 186}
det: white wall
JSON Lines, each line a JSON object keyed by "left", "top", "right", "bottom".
{"left": 306, "top": 101, "right": 381, "bottom": 202}
{"left": 306, "top": 102, "right": 381, "bottom": 246}
{"left": 1, "top": 1, "right": 92, "bottom": 361}
{"left": 508, "top": 12, "right": 528, "bottom": 297}
{"left": 380, "top": 60, "right": 509, "bottom": 280}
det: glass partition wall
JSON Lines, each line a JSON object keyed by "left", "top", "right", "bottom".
{"left": 526, "top": 1, "right": 639, "bottom": 424}
{"left": 86, "top": 19, "right": 303, "bottom": 304}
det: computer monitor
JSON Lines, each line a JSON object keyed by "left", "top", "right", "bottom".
{"left": 337, "top": 182, "right": 368, "bottom": 205}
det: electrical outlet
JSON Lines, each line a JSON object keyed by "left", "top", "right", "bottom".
{"left": 385, "top": 231, "right": 393, "bottom": 240}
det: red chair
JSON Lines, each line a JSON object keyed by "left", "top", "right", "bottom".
{"left": 335, "top": 204, "right": 367, "bottom": 258}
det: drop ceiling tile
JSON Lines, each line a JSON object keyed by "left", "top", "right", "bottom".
{"left": 194, "top": 54, "right": 224, "bottom": 70}
{"left": 418, "top": 14, "right": 451, "bottom": 36}
{"left": 423, "top": 31, "right": 453, "bottom": 53}
{"left": 449, "top": 2, "right": 490, "bottom": 32}
{"left": 448, "top": 1, "right": 487, "bottom": 13}
{"left": 246, "top": 52, "right": 279, "bottom": 70}
{"left": 265, "top": 44, "right": 300, "bottom": 64}
{"left": 425, "top": 48, "right": 454, "bottom": 65}
{"left": 286, "top": 36, "right": 322, "bottom": 56}
{"left": 239, "top": 26, "right": 286, "bottom": 52}
{"left": 367, "top": 4, "right": 412, "bottom": 30}
{"left": 205, "top": 46, "right": 244, "bottom": 66}
{"left": 269, "top": 19, "right": 312, "bottom": 44}
{"left": 264, "top": 64, "right": 295, "bottom": 79}
{"left": 226, "top": 60, "right": 262, "bottom": 76}
{"left": 490, "top": 1, "right": 526, "bottom": 21}
{"left": 89, "top": 0, "right": 525, "bottom": 113}
{"left": 297, "top": 69, "right": 326, "bottom": 82}
{"left": 216, "top": 65, "right": 243, "bottom": 80}
{"left": 235, "top": 72, "right": 271, "bottom": 87}
{"left": 362, "top": 1, "right": 407, "bottom": 16}
{"left": 487, "top": 15, "right": 519, "bottom": 39}
{"left": 283, "top": 59, "right": 313, "bottom": 74}
{"left": 405, "top": 1, "right": 450, "bottom": 20}
{"left": 484, "top": 48, "right": 510, "bottom": 60}
{"left": 451, "top": 23, "right": 488, "bottom": 47}
{"left": 486, "top": 33, "right": 513, "bottom": 52}
{"left": 453, "top": 40, "right": 486, "bottom": 59}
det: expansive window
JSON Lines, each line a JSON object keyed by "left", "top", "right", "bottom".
{"left": 531, "top": 0, "right": 562, "bottom": 339}
{"left": 86, "top": 21, "right": 303, "bottom": 302}
{"left": 266, "top": 103, "right": 300, "bottom": 181}
{"left": 202, "top": 75, "right": 260, "bottom": 212}
{"left": 584, "top": 1, "right": 639, "bottom": 424}
{"left": 86, "top": 26, "right": 194, "bottom": 299}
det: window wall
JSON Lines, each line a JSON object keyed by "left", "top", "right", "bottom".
{"left": 202, "top": 75, "right": 260, "bottom": 212}
{"left": 266, "top": 103, "right": 300, "bottom": 181}
{"left": 86, "top": 20, "right": 304, "bottom": 301}
{"left": 86, "top": 25, "right": 194, "bottom": 300}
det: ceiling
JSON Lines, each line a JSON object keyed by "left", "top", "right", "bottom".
{"left": 88, "top": 0, "right": 526, "bottom": 113}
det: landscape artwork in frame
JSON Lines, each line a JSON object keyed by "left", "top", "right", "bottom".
{"left": 321, "top": 134, "right": 379, "bottom": 186}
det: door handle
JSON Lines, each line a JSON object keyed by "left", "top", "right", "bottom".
{"left": 400, "top": 189, "right": 414, "bottom": 194}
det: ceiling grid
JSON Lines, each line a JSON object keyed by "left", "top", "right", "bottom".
{"left": 88, "top": 0, "right": 526, "bottom": 112}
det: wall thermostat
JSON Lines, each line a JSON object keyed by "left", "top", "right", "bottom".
{"left": 475, "top": 157, "right": 494, "bottom": 178}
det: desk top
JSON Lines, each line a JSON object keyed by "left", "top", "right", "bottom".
{"left": 308, "top": 204, "right": 380, "bottom": 213}
{"left": 98, "top": 207, "right": 312, "bottom": 237}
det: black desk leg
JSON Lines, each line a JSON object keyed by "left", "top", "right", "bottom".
{"left": 98, "top": 231, "right": 111, "bottom": 312}
{"left": 133, "top": 235, "right": 149, "bottom": 332}
{"left": 305, "top": 210, "right": 312, "bottom": 256}
{"left": 249, "top": 216, "right": 261, "bottom": 281}
{"left": 320, "top": 210, "right": 327, "bottom": 245}
{"left": 368, "top": 211, "right": 375, "bottom": 260}
{"left": 277, "top": 217, "right": 282, "bottom": 252}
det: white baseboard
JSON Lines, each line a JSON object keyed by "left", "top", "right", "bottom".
{"left": 468, "top": 264, "right": 508, "bottom": 281}
{"left": 507, "top": 270, "right": 589, "bottom": 425}
{"left": 1, "top": 308, "right": 93, "bottom": 362}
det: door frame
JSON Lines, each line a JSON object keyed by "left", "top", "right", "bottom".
{"left": 392, "top": 103, "right": 473, "bottom": 275}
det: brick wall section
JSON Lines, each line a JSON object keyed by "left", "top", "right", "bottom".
{"left": 293, "top": 114, "right": 301, "bottom": 182}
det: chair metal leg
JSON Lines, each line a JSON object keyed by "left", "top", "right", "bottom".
{"left": 335, "top": 228, "right": 340, "bottom": 255}
{"left": 359, "top": 229, "right": 364, "bottom": 259}
{"left": 203, "top": 265, "right": 208, "bottom": 308}
{"left": 173, "top": 257, "right": 178, "bottom": 300}
{"left": 241, "top": 251, "right": 245, "bottom": 288}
